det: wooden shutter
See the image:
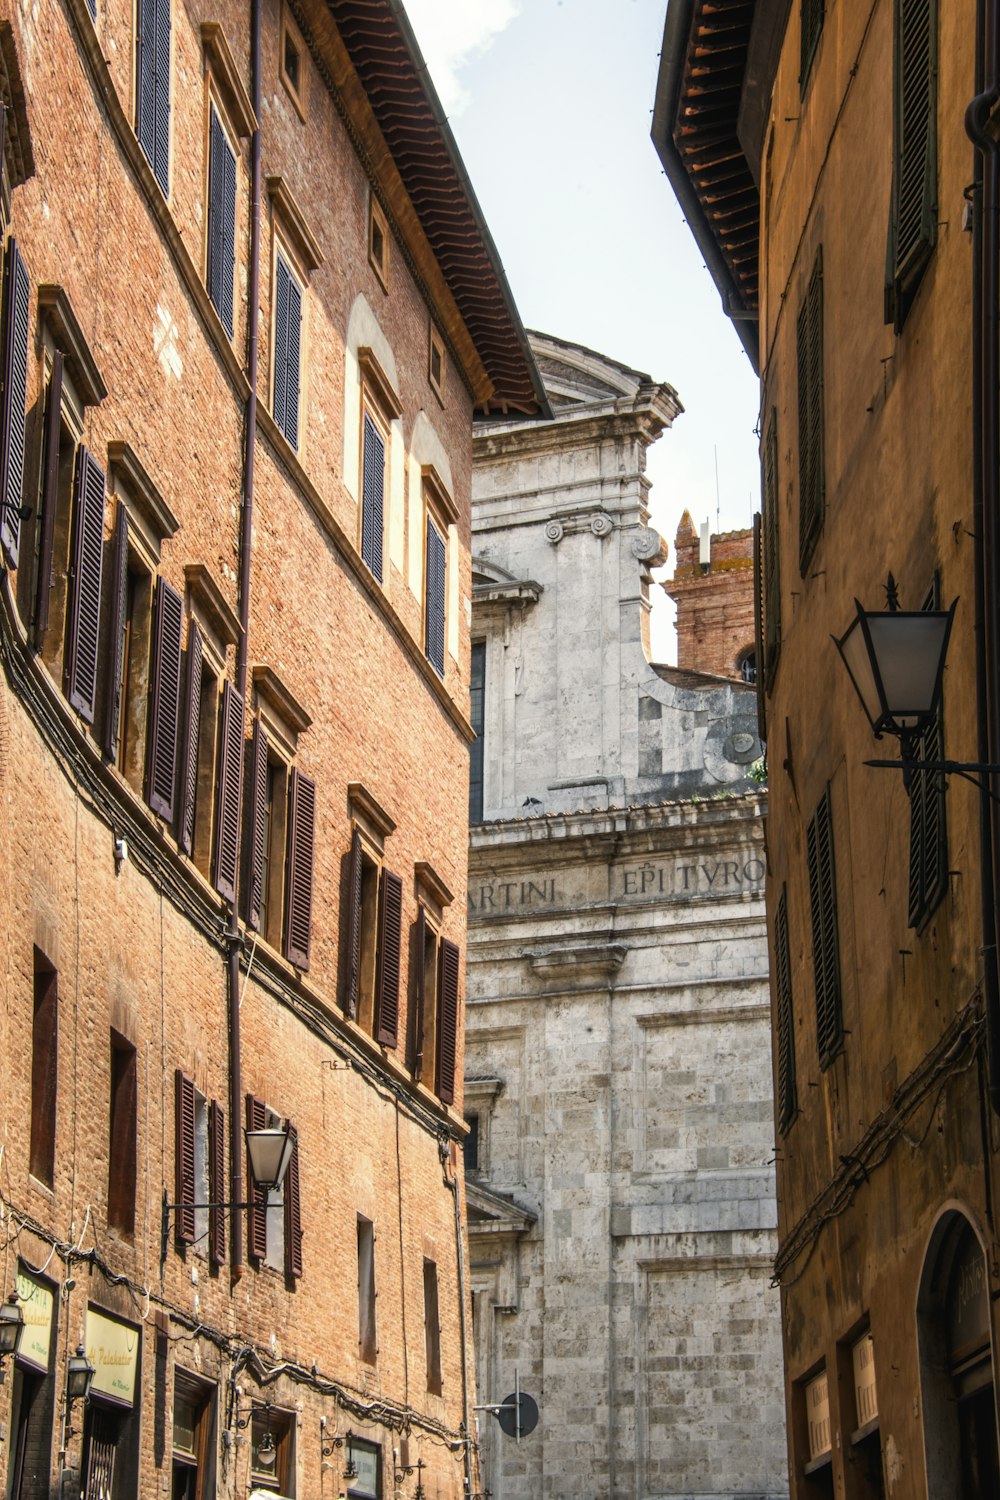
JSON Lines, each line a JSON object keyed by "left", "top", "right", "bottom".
{"left": 137, "top": 0, "right": 170, "bottom": 193}
{"left": 425, "top": 517, "right": 446, "bottom": 675}
{"left": 413, "top": 904, "right": 426, "bottom": 1076}
{"left": 774, "top": 887, "right": 797, "bottom": 1133}
{"left": 284, "top": 768, "right": 315, "bottom": 969}
{"left": 212, "top": 681, "right": 244, "bottom": 902}
{"left": 806, "top": 785, "right": 843, "bottom": 1068}
{"left": 909, "top": 578, "right": 948, "bottom": 929}
{"left": 800, "top": 0, "right": 824, "bottom": 88}
{"left": 797, "top": 253, "right": 824, "bottom": 573}
{"left": 174, "top": 1070, "right": 196, "bottom": 1245}
{"left": 208, "top": 107, "right": 236, "bottom": 338}
{"left": 145, "top": 576, "right": 183, "bottom": 821}
{"left": 102, "top": 502, "right": 130, "bottom": 759}
{"left": 887, "top": 0, "right": 937, "bottom": 329}
{"left": 65, "top": 446, "right": 106, "bottom": 724}
{"left": 176, "top": 623, "right": 203, "bottom": 856}
{"left": 436, "top": 938, "right": 460, "bottom": 1106}
{"left": 245, "top": 1094, "right": 267, "bottom": 1261}
{"left": 345, "top": 828, "right": 362, "bottom": 1018}
{"left": 208, "top": 1099, "right": 225, "bottom": 1266}
{"left": 284, "top": 275, "right": 301, "bottom": 452}
{"left": 153, "top": 0, "right": 171, "bottom": 193}
{"left": 375, "top": 869, "right": 402, "bottom": 1048}
{"left": 244, "top": 720, "right": 269, "bottom": 931}
{"left": 35, "top": 352, "right": 64, "bottom": 638}
{"left": 752, "top": 515, "right": 766, "bottom": 745}
{"left": 273, "top": 254, "right": 289, "bottom": 437}
{"left": 361, "top": 414, "right": 384, "bottom": 582}
{"left": 0, "top": 237, "right": 29, "bottom": 567}
{"left": 283, "top": 1122, "right": 303, "bottom": 1279}
{"left": 762, "top": 410, "right": 781, "bottom": 689}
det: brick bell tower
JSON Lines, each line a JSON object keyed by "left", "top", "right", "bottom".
{"left": 664, "top": 509, "right": 757, "bottom": 680}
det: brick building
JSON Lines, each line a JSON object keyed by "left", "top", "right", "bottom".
{"left": 0, "top": 1, "right": 544, "bottom": 1497}
{"left": 665, "top": 511, "right": 757, "bottom": 681}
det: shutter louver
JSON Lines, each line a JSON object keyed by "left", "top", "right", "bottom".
{"left": 136, "top": 0, "right": 157, "bottom": 168}
{"left": 887, "top": 0, "right": 936, "bottom": 329}
{"left": 800, "top": 0, "right": 824, "bottom": 88}
{"left": 212, "top": 681, "right": 244, "bottom": 902}
{"left": 176, "top": 623, "right": 203, "bottom": 856}
{"left": 908, "top": 580, "right": 948, "bottom": 928}
{"left": 65, "top": 446, "right": 106, "bottom": 724}
{"left": 208, "top": 1099, "right": 225, "bottom": 1266}
{"left": 245, "top": 1094, "right": 267, "bottom": 1261}
{"left": 273, "top": 255, "right": 290, "bottom": 440}
{"left": 775, "top": 887, "right": 797, "bottom": 1133}
{"left": 436, "top": 938, "right": 460, "bottom": 1106}
{"left": 284, "top": 768, "right": 315, "bottom": 970}
{"left": 425, "top": 518, "right": 446, "bottom": 675}
{"left": 145, "top": 576, "right": 184, "bottom": 821}
{"left": 361, "top": 414, "right": 384, "bottom": 581}
{"left": 208, "top": 108, "right": 236, "bottom": 338}
{"left": 35, "top": 352, "right": 64, "bottom": 639}
{"left": 375, "top": 869, "right": 403, "bottom": 1048}
{"left": 152, "top": 0, "right": 171, "bottom": 195}
{"left": 283, "top": 1122, "right": 303, "bottom": 1279}
{"left": 284, "top": 274, "right": 301, "bottom": 452}
{"left": 807, "top": 785, "right": 843, "bottom": 1068}
{"left": 244, "top": 720, "right": 269, "bottom": 932}
{"left": 102, "top": 502, "right": 130, "bottom": 760}
{"left": 345, "top": 828, "right": 362, "bottom": 1018}
{"left": 414, "top": 904, "right": 426, "bottom": 1077}
{"left": 174, "top": 1070, "right": 196, "bottom": 1246}
{"left": 0, "top": 238, "right": 30, "bottom": 568}
{"left": 762, "top": 410, "right": 781, "bottom": 690}
{"left": 797, "top": 254, "right": 824, "bottom": 573}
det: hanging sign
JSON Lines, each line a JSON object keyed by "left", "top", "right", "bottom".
{"left": 15, "top": 1270, "right": 54, "bottom": 1374}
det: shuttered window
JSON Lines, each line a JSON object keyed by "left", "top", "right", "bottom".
{"left": 909, "top": 580, "right": 948, "bottom": 930}
{"left": 425, "top": 515, "right": 446, "bottom": 676}
{"left": 283, "top": 1123, "right": 303, "bottom": 1279}
{"left": 800, "top": 0, "right": 824, "bottom": 90}
{"left": 885, "top": 0, "right": 937, "bottom": 331}
{"left": 796, "top": 251, "right": 825, "bottom": 573}
{"left": 762, "top": 410, "right": 781, "bottom": 689}
{"left": 174, "top": 1071, "right": 196, "bottom": 1246}
{"left": 212, "top": 681, "right": 244, "bottom": 902}
{"left": 31, "top": 951, "right": 58, "bottom": 1188}
{"left": 0, "top": 237, "right": 29, "bottom": 568}
{"left": 423, "top": 1258, "right": 442, "bottom": 1395}
{"left": 272, "top": 251, "right": 302, "bottom": 450}
{"left": 65, "top": 446, "right": 107, "bottom": 724}
{"left": 136, "top": 0, "right": 171, "bottom": 196}
{"left": 35, "top": 353, "right": 64, "bottom": 638}
{"left": 345, "top": 828, "right": 363, "bottom": 1020}
{"left": 774, "top": 887, "right": 797, "bottom": 1134}
{"left": 375, "top": 869, "right": 403, "bottom": 1048}
{"left": 145, "top": 577, "right": 183, "bottom": 822}
{"left": 243, "top": 720, "right": 269, "bottom": 933}
{"left": 109, "top": 1032, "right": 137, "bottom": 1235}
{"left": 208, "top": 1099, "right": 225, "bottom": 1266}
{"left": 284, "top": 769, "right": 315, "bottom": 969}
{"left": 176, "top": 623, "right": 203, "bottom": 856}
{"left": 806, "top": 784, "right": 843, "bottom": 1069}
{"left": 361, "top": 412, "right": 385, "bottom": 581}
{"left": 102, "top": 502, "right": 131, "bottom": 760}
{"left": 436, "top": 938, "right": 460, "bottom": 1106}
{"left": 245, "top": 1094, "right": 267, "bottom": 1261}
{"left": 207, "top": 106, "right": 237, "bottom": 339}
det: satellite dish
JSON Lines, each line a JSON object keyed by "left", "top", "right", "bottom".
{"left": 497, "top": 1391, "right": 539, "bottom": 1439}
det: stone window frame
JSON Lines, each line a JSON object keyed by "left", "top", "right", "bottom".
{"left": 461, "top": 1077, "right": 503, "bottom": 1180}
{"left": 427, "top": 319, "right": 446, "bottom": 405}
{"left": 368, "top": 190, "right": 390, "bottom": 292}
{"left": 278, "top": 3, "right": 308, "bottom": 122}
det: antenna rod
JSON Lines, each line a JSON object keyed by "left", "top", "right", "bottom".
{"left": 714, "top": 444, "right": 721, "bottom": 531}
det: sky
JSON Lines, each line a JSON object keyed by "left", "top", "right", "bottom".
{"left": 402, "top": 0, "right": 762, "bottom": 659}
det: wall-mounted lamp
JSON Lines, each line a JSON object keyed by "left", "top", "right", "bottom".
{"left": 0, "top": 1291, "right": 25, "bottom": 1373}
{"left": 320, "top": 1417, "right": 357, "bottom": 1479}
{"left": 393, "top": 1453, "right": 426, "bottom": 1499}
{"left": 66, "top": 1344, "right": 96, "bottom": 1405}
{"left": 160, "top": 1123, "right": 295, "bottom": 1263}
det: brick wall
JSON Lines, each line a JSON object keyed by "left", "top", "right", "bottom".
{"left": 664, "top": 509, "right": 756, "bottom": 679}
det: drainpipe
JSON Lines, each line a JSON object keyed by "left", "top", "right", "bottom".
{"left": 442, "top": 1138, "right": 475, "bottom": 1497}
{"left": 966, "top": 0, "right": 1000, "bottom": 1114}
{"left": 227, "top": 0, "right": 262, "bottom": 1277}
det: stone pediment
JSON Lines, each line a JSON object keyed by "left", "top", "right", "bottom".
{"left": 527, "top": 330, "right": 680, "bottom": 416}
{"left": 466, "top": 1179, "right": 536, "bottom": 1236}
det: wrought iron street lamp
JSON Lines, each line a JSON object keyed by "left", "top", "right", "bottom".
{"left": 160, "top": 1123, "right": 295, "bottom": 1263}
{"left": 0, "top": 1291, "right": 24, "bottom": 1369}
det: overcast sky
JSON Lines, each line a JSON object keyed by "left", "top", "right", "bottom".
{"left": 402, "top": 0, "right": 762, "bottom": 658}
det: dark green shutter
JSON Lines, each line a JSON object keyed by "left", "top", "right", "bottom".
{"left": 273, "top": 254, "right": 301, "bottom": 449}
{"left": 806, "top": 784, "right": 843, "bottom": 1068}
{"left": 361, "top": 413, "right": 384, "bottom": 581}
{"left": 425, "top": 516, "right": 446, "bottom": 675}
{"left": 775, "top": 887, "right": 797, "bottom": 1133}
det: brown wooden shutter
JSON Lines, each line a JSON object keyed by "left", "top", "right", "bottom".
{"left": 413, "top": 904, "right": 426, "bottom": 1077}
{"left": 65, "top": 446, "right": 106, "bottom": 724}
{"left": 806, "top": 784, "right": 842, "bottom": 1068}
{"left": 0, "top": 237, "right": 29, "bottom": 568}
{"left": 245, "top": 1093, "right": 267, "bottom": 1261}
{"left": 174, "top": 1070, "right": 196, "bottom": 1246}
{"left": 212, "top": 681, "right": 244, "bottom": 902}
{"left": 762, "top": 410, "right": 781, "bottom": 690}
{"left": 145, "top": 576, "right": 183, "bottom": 821}
{"left": 243, "top": 720, "right": 269, "bottom": 931}
{"left": 284, "top": 769, "right": 315, "bottom": 970}
{"left": 752, "top": 515, "right": 766, "bottom": 745}
{"left": 176, "top": 623, "right": 203, "bottom": 856}
{"left": 102, "top": 501, "right": 130, "bottom": 759}
{"left": 436, "top": 938, "right": 460, "bottom": 1106}
{"left": 887, "top": 0, "right": 937, "bottom": 329}
{"left": 208, "top": 1098, "right": 225, "bottom": 1266}
{"left": 345, "top": 828, "right": 362, "bottom": 1018}
{"left": 35, "top": 352, "right": 64, "bottom": 640}
{"left": 909, "top": 579, "right": 948, "bottom": 929}
{"left": 774, "top": 886, "right": 797, "bottom": 1134}
{"left": 283, "top": 1121, "right": 303, "bottom": 1279}
{"left": 375, "top": 869, "right": 402, "bottom": 1048}
{"left": 797, "top": 253, "right": 824, "bottom": 574}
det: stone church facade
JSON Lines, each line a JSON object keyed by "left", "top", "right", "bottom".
{"left": 464, "top": 334, "right": 789, "bottom": 1500}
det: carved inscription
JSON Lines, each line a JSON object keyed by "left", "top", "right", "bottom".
{"left": 619, "top": 858, "right": 765, "bottom": 898}
{"left": 468, "top": 878, "right": 558, "bottom": 916}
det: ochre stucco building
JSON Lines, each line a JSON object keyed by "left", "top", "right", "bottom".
{"left": 658, "top": 1, "right": 1000, "bottom": 1497}
{"left": 0, "top": 1, "right": 544, "bottom": 1497}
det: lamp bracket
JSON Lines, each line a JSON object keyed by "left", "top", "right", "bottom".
{"left": 864, "top": 757, "right": 1000, "bottom": 803}
{"left": 160, "top": 1189, "right": 264, "bottom": 1264}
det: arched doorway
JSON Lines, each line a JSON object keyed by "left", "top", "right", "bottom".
{"left": 918, "top": 1211, "right": 1000, "bottom": 1498}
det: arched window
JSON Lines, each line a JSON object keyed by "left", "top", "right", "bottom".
{"left": 738, "top": 649, "right": 757, "bottom": 684}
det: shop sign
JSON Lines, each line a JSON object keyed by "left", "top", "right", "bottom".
{"left": 852, "top": 1332, "right": 878, "bottom": 1428}
{"left": 806, "top": 1369, "right": 831, "bottom": 1460}
{"left": 85, "top": 1308, "right": 139, "bottom": 1407}
{"left": 15, "top": 1270, "right": 53, "bottom": 1374}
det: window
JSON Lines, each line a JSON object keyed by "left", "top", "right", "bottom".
{"left": 425, "top": 513, "right": 446, "bottom": 675}
{"left": 413, "top": 908, "right": 460, "bottom": 1105}
{"left": 761, "top": 409, "right": 781, "bottom": 690}
{"left": 368, "top": 192, "right": 389, "bottom": 290}
{"left": 428, "top": 322, "right": 445, "bottom": 402}
{"left": 177, "top": 563, "right": 239, "bottom": 873}
{"left": 280, "top": 6, "right": 307, "bottom": 120}
{"left": 469, "top": 642, "right": 486, "bottom": 823}
{"left": 245, "top": 1096, "right": 302, "bottom": 1278}
{"left": 463, "top": 1112, "right": 479, "bottom": 1173}
{"left": 423, "top": 1258, "right": 442, "bottom": 1394}
{"left": 108, "top": 1032, "right": 137, "bottom": 1235}
{"left": 174, "top": 1072, "right": 225, "bottom": 1264}
{"left": 796, "top": 250, "right": 824, "bottom": 573}
{"left": 206, "top": 105, "right": 237, "bottom": 338}
{"left": 245, "top": 669, "right": 315, "bottom": 965}
{"left": 272, "top": 249, "right": 302, "bottom": 450}
{"left": 0, "top": 235, "right": 29, "bottom": 570}
{"left": 357, "top": 1215, "right": 377, "bottom": 1363}
{"left": 136, "top": 0, "right": 171, "bottom": 196}
{"left": 347, "top": 1436, "right": 381, "bottom": 1499}
{"left": 806, "top": 784, "right": 843, "bottom": 1069}
{"left": 738, "top": 649, "right": 756, "bottom": 684}
{"left": 909, "top": 580, "right": 948, "bottom": 931}
{"left": 344, "top": 796, "right": 402, "bottom": 1044}
{"left": 30, "top": 950, "right": 57, "bottom": 1187}
{"left": 250, "top": 1406, "right": 294, "bottom": 1495}
{"left": 800, "top": 0, "right": 824, "bottom": 92}
{"left": 774, "top": 887, "right": 797, "bottom": 1134}
{"left": 172, "top": 1371, "right": 216, "bottom": 1500}
{"left": 886, "top": 0, "right": 937, "bottom": 331}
